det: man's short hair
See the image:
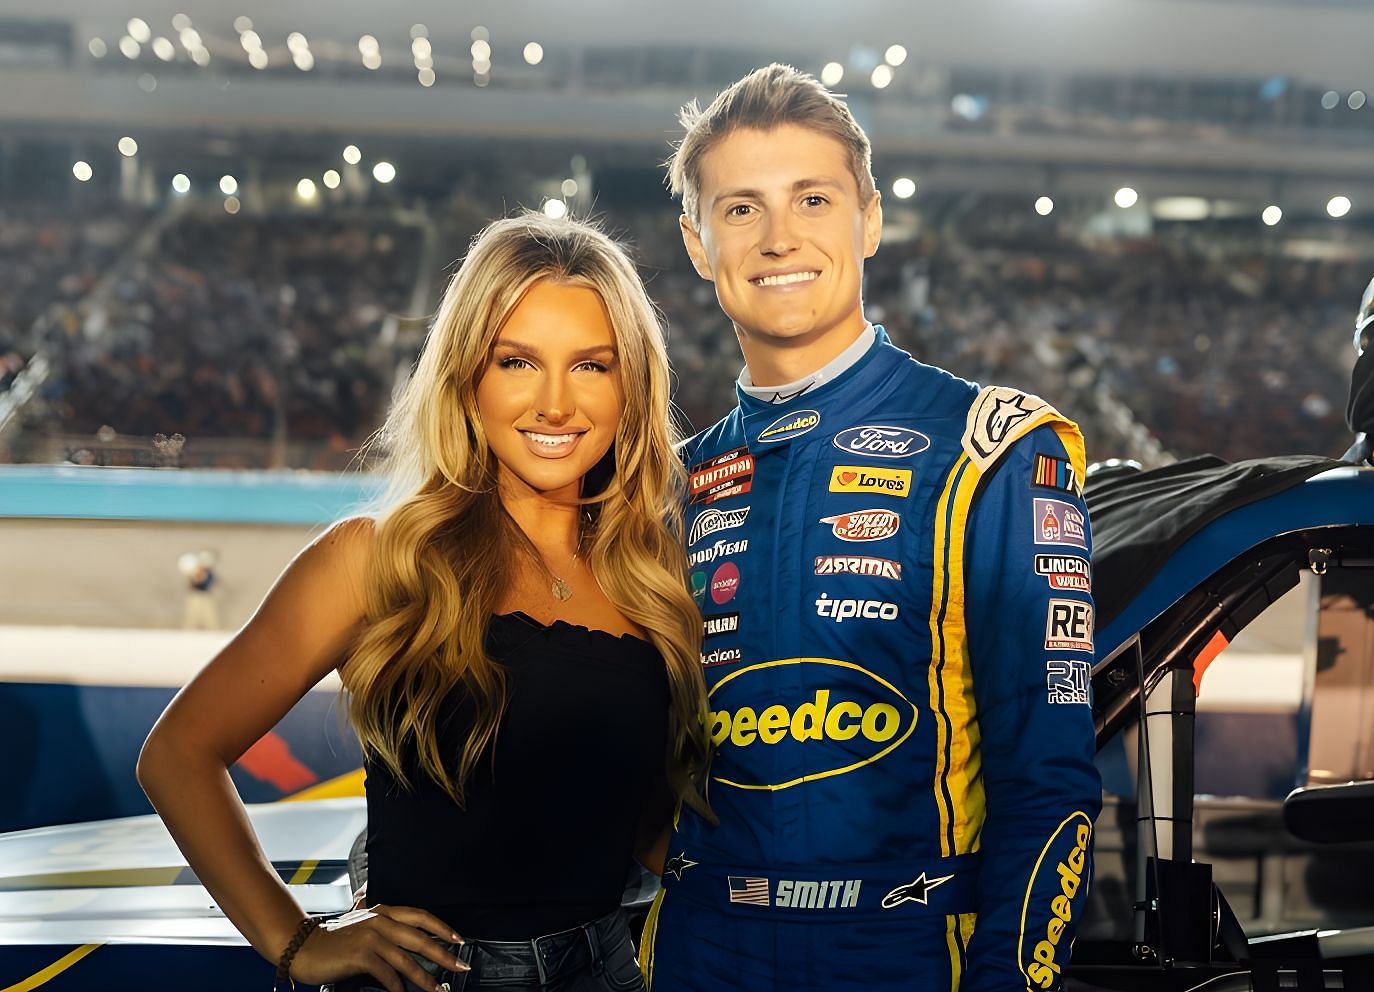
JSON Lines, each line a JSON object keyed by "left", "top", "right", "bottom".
{"left": 668, "top": 63, "right": 877, "bottom": 228}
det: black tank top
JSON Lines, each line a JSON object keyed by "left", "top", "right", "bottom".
{"left": 364, "top": 612, "right": 671, "bottom": 939}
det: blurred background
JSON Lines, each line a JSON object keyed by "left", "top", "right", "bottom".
{"left": 1, "top": 0, "right": 1373, "bottom": 958}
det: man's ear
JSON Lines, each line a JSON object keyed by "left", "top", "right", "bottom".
{"left": 862, "top": 191, "right": 883, "bottom": 259}
{"left": 680, "top": 213, "right": 715, "bottom": 282}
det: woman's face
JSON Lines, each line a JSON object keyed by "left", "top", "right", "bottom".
{"left": 475, "top": 280, "right": 625, "bottom": 504}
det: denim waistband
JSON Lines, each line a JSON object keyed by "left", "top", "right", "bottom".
{"left": 659, "top": 854, "right": 982, "bottom": 921}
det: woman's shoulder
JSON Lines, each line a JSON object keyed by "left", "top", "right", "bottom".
{"left": 285, "top": 515, "right": 378, "bottom": 615}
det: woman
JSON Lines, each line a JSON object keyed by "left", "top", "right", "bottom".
{"left": 138, "top": 213, "right": 712, "bottom": 992}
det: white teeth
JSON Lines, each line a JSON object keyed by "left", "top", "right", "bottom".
{"left": 525, "top": 432, "right": 576, "bottom": 447}
{"left": 753, "top": 271, "right": 819, "bottom": 287}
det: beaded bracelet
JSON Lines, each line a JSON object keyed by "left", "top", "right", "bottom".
{"left": 273, "top": 915, "right": 322, "bottom": 990}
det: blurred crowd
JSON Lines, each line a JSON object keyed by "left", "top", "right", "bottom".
{"left": 1, "top": 199, "right": 1365, "bottom": 468}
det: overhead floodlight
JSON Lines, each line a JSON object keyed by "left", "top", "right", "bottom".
{"left": 359, "top": 35, "right": 379, "bottom": 56}
{"left": 885, "top": 45, "right": 908, "bottom": 67}
{"left": 127, "top": 18, "right": 151, "bottom": 43}
{"left": 471, "top": 26, "right": 489, "bottom": 42}
{"left": 1114, "top": 187, "right": 1139, "bottom": 208}
{"left": 362, "top": 51, "right": 381, "bottom": 70}
{"left": 411, "top": 23, "right": 428, "bottom": 39}
{"left": 543, "top": 198, "right": 568, "bottom": 219}
{"left": 219, "top": 174, "right": 238, "bottom": 195}
{"left": 287, "top": 32, "right": 309, "bottom": 54}
{"left": 233, "top": 16, "right": 253, "bottom": 33}
{"left": 372, "top": 161, "right": 396, "bottom": 183}
{"left": 471, "top": 39, "right": 491, "bottom": 60}
{"left": 1328, "top": 195, "right": 1352, "bottom": 218}
{"left": 524, "top": 42, "right": 544, "bottom": 65}
{"left": 171, "top": 173, "right": 190, "bottom": 194}
{"left": 293, "top": 50, "right": 315, "bottom": 71}
{"left": 1321, "top": 90, "right": 1340, "bottom": 110}
{"left": 172, "top": 14, "right": 192, "bottom": 32}
{"left": 249, "top": 49, "right": 268, "bottom": 69}
{"left": 892, "top": 177, "right": 916, "bottom": 199}
{"left": 72, "top": 161, "right": 93, "bottom": 182}
{"left": 224, "top": 195, "right": 241, "bottom": 215}
{"left": 1035, "top": 196, "right": 1054, "bottom": 216}
{"left": 239, "top": 30, "right": 262, "bottom": 52}
{"left": 871, "top": 65, "right": 894, "bottom": 89}
{"left": 561, "top": 178, "right": 579, "bottom": 197}
{"left": 88, "top": 38, "right": 107, "bottom": 58}
{"left": 1262, "top": 205, "right": 1282, "bottom": 226}
{"left": 1349, "top": 91, "right": 1367, "bottom": 110}
{"left": 343, "top": 145, "right": 362, "bottom": 165}
{"left": 821, "top": 62, "right": 843, "bottom": 87}
{"left": 418, "top": 67, "right": 436, "bottom": 87}
{"left": 323, "top": 169, "right": 341, "bottom": 189}
{"left": 119, "top": 36, "right": 141, "bottom": 59}
{"left": 178, "top": 28, "right": 202, "bottom": 50}
{"left": 152, "top": 37, "right": 175, "bottom": 61}
{"left": 117, "top": 136, "right": 138, "bottom": 157}
{"left": 296, "top": 178, "right": 317, "bottom": 201}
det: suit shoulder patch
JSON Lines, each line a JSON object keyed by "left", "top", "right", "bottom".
{"left": 961, "top": 386, "right": 1055, "bottom": 472}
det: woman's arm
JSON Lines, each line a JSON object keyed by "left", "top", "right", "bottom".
{"left": 137, "top": 518, "right": 462, "bottom": 991}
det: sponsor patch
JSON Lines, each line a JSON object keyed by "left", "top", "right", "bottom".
{"left": 701, "top": 646, "right": 742, "bottom": 667}
{"left": 689, "top": 447, "right": 754, "bottom": 505}
{"left": 1032, "top": 453, "right": 1082, "bottom": 496}
{"left": 688, "top": 506, "right": 751, "bottom": 547}
{"left": 829, "top": 465, "right": 912, "bottom": 497}
{"left": 703, "top": 612, "right": 740, "bottom": 639}
{"left": 832, "top": 425, "right": 931, "bottom": 460}
{"left": 814, "top": 555, "right": 902, "bottom": 580}
{"left": 1033, "top": 498, "right": 1088, "bottom": 550}
{"left": 816, "top": 594, "right": 900, "bottom": 623}
{"left": 1045, "top": 599, "right": 1094, "bottom": 653}
{"left": 707, "top": 658, "right": 918, "bottom": 789}
{"left": 690, "top": 571, "right": 707, "bottom": 605}
{"left": 689, "top": 538, "right": 748, "bottom": 568}
{"left": 966, "top": 387, "right": 1039, "bottom": 462}
{"left": 1020, "top": 812, "right": 1093, "bottom": 989}
{"left": 820, "top": 509, "right": 901, "bottom": 542}
{"left": 711, "top": 562, "right": 740, "bottom": 605}
{"left": 1034, "top": 554, "right": 1092, "bottom": 592}
{"left": 1047, "top": 659, "right": 1091, "bottom": 705}
{"left": 757, "top": 409, "right": 820, "bottom": 444}
{"left": 728, "top": 876, "right": 771, "bottom": 906}
{"left": 881, "top": 872, "right": 953, "bottom": 909}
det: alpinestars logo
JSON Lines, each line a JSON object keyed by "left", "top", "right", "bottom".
{"left": 881, "top": 871, "right": 953, "bottom": 909}
{"left": 688, "top": 506, "right": 750, "bottom": 547}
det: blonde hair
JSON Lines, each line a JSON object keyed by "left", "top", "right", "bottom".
{"left": 347, "top": 212, "right": 712, "bottom": 818}
{"left": 668, "top": 62, "right": 877, "bottom": 227}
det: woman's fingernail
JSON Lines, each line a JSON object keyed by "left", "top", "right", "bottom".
{"left": 455, "top": 961, "right": 472, "bottom": 972}
{"left": 451, "top": 933, "right": 464, "bottom": 944}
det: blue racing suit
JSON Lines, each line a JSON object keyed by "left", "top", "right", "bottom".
{"left": 642, "top": 329, "right": 1101, "bottom": 991}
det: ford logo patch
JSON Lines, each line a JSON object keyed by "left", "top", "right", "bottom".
{"left": 832, "top": 425, "right": 931, "bottom": 459}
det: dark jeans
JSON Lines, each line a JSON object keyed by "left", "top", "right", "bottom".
{"left": 322, "top": 909, "right": 644, "bottom": 991}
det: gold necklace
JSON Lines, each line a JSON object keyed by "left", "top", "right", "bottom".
{"left": 546, "top": 549, "right": 579, "bottom": 601}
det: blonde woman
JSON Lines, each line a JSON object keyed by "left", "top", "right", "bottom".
{"left": 138, "top": 214, "right": 712, "bottom": 992}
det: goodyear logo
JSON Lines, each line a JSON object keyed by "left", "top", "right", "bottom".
{"left": 757, "top": 410, "right": 820, "bottom": 443}
{"left": 829, "top": 465, "right": 912, "bottom": 497}
{"left": 706, "top": 658, "right": 918, "bottom": 790}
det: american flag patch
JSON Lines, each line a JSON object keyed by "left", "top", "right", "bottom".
{"left": 1032, "top": 453, "right": 1082, "bottom": 496}
{"left": 727, "top": 876, "right": 771, "bottom": 906}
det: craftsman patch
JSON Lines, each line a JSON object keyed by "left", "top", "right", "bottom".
{"left": 1031, "top": 453, "right": 1082, "bottom": 496}
{"left": 690, "top": 448, "right": 754, "bottom": 505}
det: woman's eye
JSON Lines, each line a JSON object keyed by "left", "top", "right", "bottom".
{"left": 498, "top": 356, "right": 532, "bottom": 370}
{"left": 576, "top": 361, "right": 610, "bottom": 373}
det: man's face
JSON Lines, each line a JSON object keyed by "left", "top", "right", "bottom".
{"left": 681, "top": 124, "right": 881, "bottom": 353}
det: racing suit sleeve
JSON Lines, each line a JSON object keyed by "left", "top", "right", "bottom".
{"left": 960, "top": 424, "right": 1102, "bottom": 992}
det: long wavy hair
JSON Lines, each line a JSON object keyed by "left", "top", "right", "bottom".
{"left": 345, "top": 212, "right": 712, "bottom": 819}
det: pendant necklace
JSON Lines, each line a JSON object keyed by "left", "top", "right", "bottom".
{"left": 549, "top": 549, "right": 578, "bottom": 601}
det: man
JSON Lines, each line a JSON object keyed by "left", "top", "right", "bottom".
{"left": 641, "top": 64, "right": 1101, "bottom": 991}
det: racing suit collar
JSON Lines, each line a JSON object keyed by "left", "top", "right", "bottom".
{"left": 737, "top": 324, "right": 901, "bottom": 452}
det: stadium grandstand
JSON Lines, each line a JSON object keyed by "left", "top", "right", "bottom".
{"left": 0, "top": 0, "right": 1371, "bottom": 472}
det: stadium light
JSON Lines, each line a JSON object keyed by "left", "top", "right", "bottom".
{"left": 471, "top": 39, "right": 491, "bottom": 61}
{"left": 1035, "top": 196, "right": 1054, "bottom": 216}
{"left": 72, "top": 161, "right": 93, "bottom": 182}
{"left": 119, "top": 36, "right": 141, "bottom": 59}
{"left": 1350, "top": 91, "right": 1367, "bottom": 110}
{"left": 233, "top": 16, "right": 253, "bottom": 33}
{"left": 561, "top": 178, "right": 579, "bottom": 197}
{"left": 418, "top": 67, "right": 436, "bottom": 86}
{"left": 1321, "top": 90, "right": 1340, "bottom": 110}
{"left": 88, "top": 38, "right": 107, "bottom": 58}
{"left": 821, "top": 62, "right": 843, "bottom": 86}
{"left": 118, "top": 136, "right": 138, "bottom": 157}
{"left": 524, "top": 42, "right": 544, "bottom": 65}
{"left": 543, "top": 198, "right": 568, "bottom": 219}
{"left": 413, "top": 37, "right": 433, "bottom": 59}
{"left": 249, "top": 49, "right": 268, "bottom": 69}
{"left": 323, "top": 169, "right": 341, "bottom": 189}
{"left": 224, "top": 195, "right": 241, "bottom": 215}
{"left": 219, "top": 174, "right": 238, "bottom": 195}
{"left": 178, "top": 28, "right": 202, "bottom": 51}
{"left": 171, "top": 174, "right": 190, "bottom": 194}
{"left": 475, "top": 71, "right": 491, "bottom": 87}
{"left": 152, "top": 37, "right": 175, "bottom": 61}
{"left": 411, "top": 24, "right": 429, "bottom": 39}
{"left": 871, "top": 65, "right": 894, "bottom": 89}
{"left": 359, "top": 35, "right": 379, "bottom": 56}
{"left": 1152, "top": 196, "right": 1209, "bottom": 221}
{"left": 473, "top": 58, "right": 491, "bottom": 73}
{"left": 138, "top": 73, "right": 157, "bottom": 92}
{"left": 293, "top": 50, "right": 315, "bottom": 71}
{"left": 240, "top": 30, "right": 262, "bottom": 52}
{"left": 190, "top": 46, "right": 210, "bottom": 66}
{"left": 471, "top": 26, "right": 489, "bottom": 42}
{"left": 373, "top": 161, "right": 396, "bottom": 183}
{"left": 892, "top": 177, "right": 916, "bottom": 199}
{"left": 1262, "top": 205, "right": 1282, "bottom": 226}
{"left": 885, "top": 45, "right": 908, "bottom": 67}
{"left": 287, "top": 33, "right": 309, "bottom": 54}
{"left": 296, "top": 178, "right": 317, "bottom": 201}
{"left": 1328, "top": 195, "right": 1352, "bottom": 218}
{"left": 127, "top": 18, "right": 151, "bottom": 43}
{"left": 343, "top": 145, "right": 362, "bottom": 165}
{"left": 172, "top": 14, "right": 192, "bottom": 32}
{"left": 1114, "top": 187, "right": 1139, "bottom": 208}
{"left": 362, "top": 51, "right": 381, "bottom": 70}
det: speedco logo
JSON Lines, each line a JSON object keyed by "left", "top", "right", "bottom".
{"left": 832, "top": 425, "right": 931, "bottom": 459}
{"left": 829, "top": 465, "right": 912, "bottom": 497}
{"left": 757, "top": 410, "right": 820, "bottom": 443}
{"left": 706, "top": 658, "right": 918, "bottom": 790}
{"left": 820, "top": 509, "right": 900, "bottom": 542}
{"left": 1022, "top": 812, "right": 1093, "bottom": 989}
{"left": 688, "top": 506, "right": 750, "bottom": 547}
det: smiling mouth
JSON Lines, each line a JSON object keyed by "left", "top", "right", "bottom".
{"left": 521, "top": 430, "right": 582, "bottom": 450}
{"left": 751, "top": 271, "right": 820, "bottom": 287}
